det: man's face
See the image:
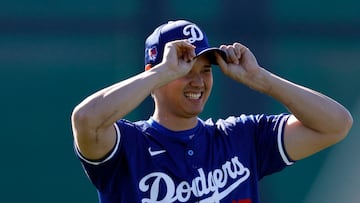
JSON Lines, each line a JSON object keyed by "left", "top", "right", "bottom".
{"left": 153, "top": 55, "right": 213, "bottom": 118}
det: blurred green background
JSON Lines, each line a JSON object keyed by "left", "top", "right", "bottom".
{"left": 1, "top": 0, "right": 359, "bottom": 202}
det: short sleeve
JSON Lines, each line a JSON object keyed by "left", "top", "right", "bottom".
{"left": 252, "top": 114, "right": 294, "bottom": 178}
{"left": 74, "top": 123, "right": 123, "bottom": 190}
{"left": 75, "top": 123, "right": 121, "bottom": 166}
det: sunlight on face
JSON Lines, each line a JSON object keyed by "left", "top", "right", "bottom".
{"left": 153, "top": 54, "right": 213, "bottom": 119}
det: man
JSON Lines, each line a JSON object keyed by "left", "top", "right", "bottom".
{"left": 71, "top": 20, "right": 353, "bottom": 203}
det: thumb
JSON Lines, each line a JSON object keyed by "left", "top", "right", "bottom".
{"left": 215, "top": 52, "right": 228, "bottom": 72}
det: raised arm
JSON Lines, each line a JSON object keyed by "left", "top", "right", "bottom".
{"left": 215, "top": 42, "right": 353, "bottom": 161}
{"left": 71, "top": 40, "right": 196, "bottom": 160}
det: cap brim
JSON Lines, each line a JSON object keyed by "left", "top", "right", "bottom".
{"left": 196, "top": 47, "right": 227, "bottom": 65}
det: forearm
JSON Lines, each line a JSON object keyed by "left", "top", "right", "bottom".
{"left": 72, "top": 39, "right": 196, "bottom": 138}
{"left": 217, "top": 42, "right": 352, "bottom": 160}
{"left": 73, "top": 64, "right": 177, "bottom": 130}
{"left": 258, "top": 68, "right": 352, "bottom": 134}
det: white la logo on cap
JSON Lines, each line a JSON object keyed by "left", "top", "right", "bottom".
{"left": 183, "top": 24, "right": 204, "bottom": 43}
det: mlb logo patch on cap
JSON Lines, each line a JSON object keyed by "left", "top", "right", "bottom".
{"left": 144, "top": 20, "right": 226, "bottom": 67}
{"left": 147, "top": 46, "right": 158, "bottom": 61}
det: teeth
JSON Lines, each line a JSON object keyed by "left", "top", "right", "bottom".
{"left": 185, "top": 93, "right": 201, "bottom": 99}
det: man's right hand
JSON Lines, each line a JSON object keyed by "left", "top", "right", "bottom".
{"left": 158, "top": 40, "right": 197, "bottom": 78}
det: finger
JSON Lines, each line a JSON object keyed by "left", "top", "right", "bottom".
{"left": 226, "top": 45, "right": 239, "bottom": 64}
{"left": 219, "top": 45, "right": 229, "bottom": 62}
{"left": 176, "top": 40, "right": 196, "bottom": 62}
{"left": 185, "top": 47, "right": 196, "bottom": 62}
{"left": 233, "top": 42, "right": 243, "bottom": 59}
{"left": 184, "top": 41, "right": 196, "bottom": 61}
{"left": 234, "top": 43, "right": 250, "bottom": 60}
{"left": 215, "top": 52, "right": 228, "bottom": 73}
{"left": 173, "top": 39, "right": 196, "bottom": 51}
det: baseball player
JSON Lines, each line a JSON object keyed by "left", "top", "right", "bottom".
{"left": 71, "top": 20, "right": 352, "bottom": 203}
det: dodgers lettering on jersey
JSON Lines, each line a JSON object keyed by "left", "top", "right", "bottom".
{"left": 139, "top": 156, "right": 250, "bottom": 203}
{"left": 76, "top": 114, "right": 294, "bottom": 203}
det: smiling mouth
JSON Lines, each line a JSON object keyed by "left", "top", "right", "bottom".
{"left": 184, "top": 92, "right": 202, "bottom": 99}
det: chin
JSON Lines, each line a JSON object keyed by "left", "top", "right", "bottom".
{"left": 186, "top": 109, "right": 203, "bottom": 117}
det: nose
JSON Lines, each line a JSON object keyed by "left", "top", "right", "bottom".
{"left": 188, "top": 72, "right": 203, "bottom": 87}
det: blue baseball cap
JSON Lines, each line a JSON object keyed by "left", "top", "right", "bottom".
{"left": 144, "top": 20, "right": 226, "bottom": 67}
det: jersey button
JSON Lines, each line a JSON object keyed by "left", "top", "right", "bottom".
{"left": 187, "top": 149, "right": 194, "bottom": 156}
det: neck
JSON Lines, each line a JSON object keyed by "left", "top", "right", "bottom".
{"left": 151, "top": 114, "right": 198, "bottom": 131}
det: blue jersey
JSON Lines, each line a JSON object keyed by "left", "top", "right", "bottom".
{"left": 76, "top": 114, "right": 294, "bottom": 203}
